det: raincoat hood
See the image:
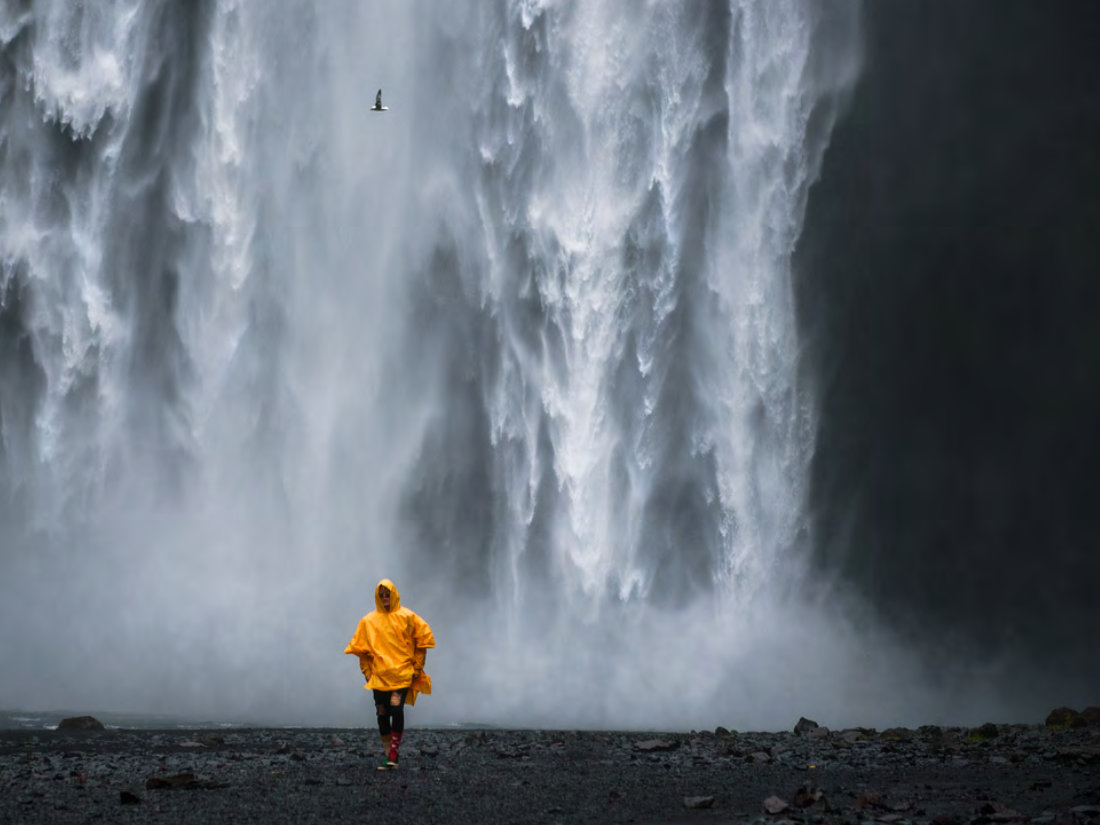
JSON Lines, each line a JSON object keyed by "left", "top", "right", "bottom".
{"left": 374, "top": 578, "right": 400, "bottom": 613}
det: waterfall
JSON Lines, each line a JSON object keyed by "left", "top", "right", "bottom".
{"left": 0, "top": 2, "right": 960, "bottom": 730}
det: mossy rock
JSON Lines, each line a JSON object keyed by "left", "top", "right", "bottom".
{"left": 880, "top": 727, "right": 913, "bottom": 741}
{"left": 966, "top": 722, "right": 999, "bottom": 741}
{"left": 1044, "top": 707, "right": 1086, "bottom": 729}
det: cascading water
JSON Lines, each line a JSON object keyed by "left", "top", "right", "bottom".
{"left": 2, "top": 1, "right": 986, "bottom": 729}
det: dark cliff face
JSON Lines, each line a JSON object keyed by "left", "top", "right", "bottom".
{"left": 797, "top": 1, "right": 1100, "bottom": 689}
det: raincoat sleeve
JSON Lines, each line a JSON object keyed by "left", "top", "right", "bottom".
{"left": 411, "top": 612, "right": 435, "bottom": 652}
{"left": 344, "top": 618, "right": 374, "bottom": 683}
{"left": 405, "top": 612, "right": 436, "bottom": 706}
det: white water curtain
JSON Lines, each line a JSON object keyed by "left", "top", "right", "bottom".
{"left": 1, "top": 2, "right": 990, "bottom": 730}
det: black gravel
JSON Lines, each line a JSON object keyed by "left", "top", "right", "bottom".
{"left": 1, "top": 722, "right": 1097, "bottom": 824}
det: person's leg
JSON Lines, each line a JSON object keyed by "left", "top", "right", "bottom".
{"left": 386, "top": 688, "right": 408, "bottom": 765}
{"left": 372, "top": 690, "right": 391, "bottom": 756}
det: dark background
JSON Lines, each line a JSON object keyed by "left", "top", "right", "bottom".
{"left": 796, "top": 1, "right": 1100, "bottom": 696}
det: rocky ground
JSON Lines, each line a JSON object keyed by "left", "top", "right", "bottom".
{"left": 1, "top": 712, "right": 1097, "bottom": 824}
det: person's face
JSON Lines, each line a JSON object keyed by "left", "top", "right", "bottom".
{"left": 379, "top": 587, "right": 391, "bottom": 609}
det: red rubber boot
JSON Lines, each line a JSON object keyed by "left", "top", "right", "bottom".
{"left": 386, "top": 731, "right": 403, "bottom": 768}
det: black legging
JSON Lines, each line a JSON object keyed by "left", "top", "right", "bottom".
{"left": 372, "top": 688, "right": 408, "bottom": 736}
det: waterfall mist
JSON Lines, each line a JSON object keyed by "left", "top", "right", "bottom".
{"left": 0, "top": 1, "right": 1019, "bottom": 730}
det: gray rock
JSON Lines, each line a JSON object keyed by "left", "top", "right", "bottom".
{"left": 794, "top": 717, "right": 820, "bottom": 736}
{"left": 57, "top": 716, "right": 104, "bottom": 731}
{"left": 146, "top": 773, "right": 197, "bottom": 790}
{"left": 634, "top": 738, "right": 678, "bottom": 752}
{"left": 793, "top": 785, "right": 826, "bottom": 809}
{"left": 764, "top": 795, "right": 790, "bottom": 814}
{"left": 684, "top": 795, "right": 715, "bottom": 809}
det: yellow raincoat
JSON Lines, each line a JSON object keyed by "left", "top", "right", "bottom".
{"left": 344, "top": 579, "right": 435, "bottom": 705}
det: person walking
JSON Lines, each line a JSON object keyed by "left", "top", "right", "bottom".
{"left": 345, "top": 579, "right": 435, "bottom": 770}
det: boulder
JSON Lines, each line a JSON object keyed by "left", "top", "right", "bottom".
{"left": 793, "top": 717, "right": 820, "bottom": 736}
{"left": 969, "top": 722, "right": 999, "bottom": 740}
{"left": 57, "top": 716, "right": 104, "bottom": 730}
{"left": 1045, "top": 707, "right": 1086, "bottom": 729}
